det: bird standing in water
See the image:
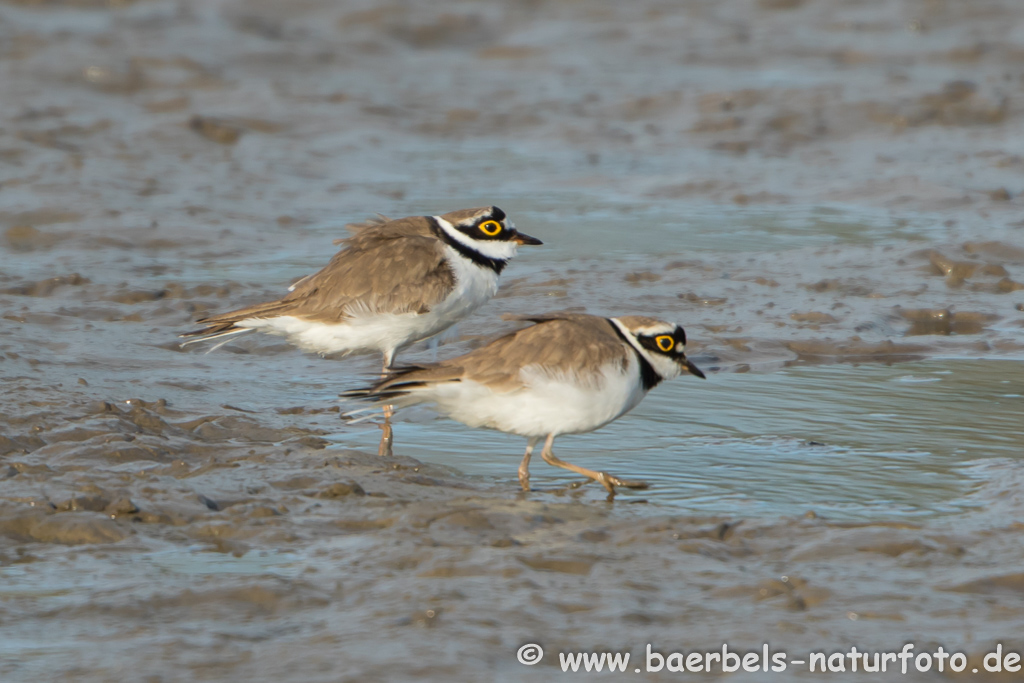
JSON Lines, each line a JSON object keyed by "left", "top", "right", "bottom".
{"left": 344, "top": 312, "right": 705, "bottom": 495}
{"left": 181, "top": 206, "right": 542, "bottom": 455}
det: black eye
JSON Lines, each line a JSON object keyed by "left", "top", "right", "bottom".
{"left": 655, "top": 335, "right": 674, "bottom": 352}
{"left": 477, "top": 223, "right": 501, "bottom": 239}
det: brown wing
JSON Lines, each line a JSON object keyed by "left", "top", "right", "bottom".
{"left": 277, "top": 234, "right": 455, "bottom": 322}
{"left": 458, "top": 315, "right": 630, "bottom": 390}
{"left": 370, "top": 314, "right": 630, "bottom": 394}
{"left": 185, "top": 225, "right": 454, "bottom": 337}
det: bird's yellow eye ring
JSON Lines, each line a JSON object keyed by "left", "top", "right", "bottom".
{"left": 655, "top": 335, "right": 675, "bottom": 352}
{"left": 478, "top": 220, "right": 502, "bottom": 236}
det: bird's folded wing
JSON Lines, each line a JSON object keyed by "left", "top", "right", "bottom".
{"left": 195, "top": 234, "right": 454, "bottom": 328}
{"left": 453, "top": 316, "right": 630, "bottom": 391}
{"left": 366, "top": 317, "right": 629, "bottom": 395}
{"left": 281, "top": 235, "right": 456, "bottom": 322}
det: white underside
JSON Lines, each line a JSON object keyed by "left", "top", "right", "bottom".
{"left": 399, "top": 358, "right": 649, "bottom": 438}
{"left": 238, "top": 246, "right": 499, "bottom": 361}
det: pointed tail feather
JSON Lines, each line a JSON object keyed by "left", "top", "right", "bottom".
{"left": 178, "top": 326, "right": 254, "bottom": 352}
{"left": 339, "top": 379, "right": 425, "bottom": 405}
{"left": 340, "top": 364, "right": 459, "bottom": 416}
{"left": 185, "top": 299, "right": 294, "bottom": 331}
{"left": 339, "top": 403, "right": 388, "bottom": 424}
{"left": 178, "top": 297, "right": 295, "bottom": 351}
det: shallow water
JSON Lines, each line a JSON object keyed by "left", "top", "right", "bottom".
{"left": 340, "top": 358, "right": 1024, "bottom": 519}
{"left": 320, "top": 199, "right": 1024, "bottom": 520}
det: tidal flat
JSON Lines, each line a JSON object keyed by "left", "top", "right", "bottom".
{"left": 2, "top": 0, "right": 1024, "bottom": 680}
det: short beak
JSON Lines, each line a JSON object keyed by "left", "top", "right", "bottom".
{"left": 682, "top": 357, "right": 706, "bottom": 379}
{"left": 512, "top": 231, "right": 543, "bottom": 246}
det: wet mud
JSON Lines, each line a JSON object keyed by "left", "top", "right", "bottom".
{"left": 2, "top": 0, "right": 1024, "bottom": 680}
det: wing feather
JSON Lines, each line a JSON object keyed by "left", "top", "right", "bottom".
{"left": 361, "top": 315, "right": 629, "bottom": 396}
{"left": 181, "top": 215, "right": 455, "bottom": 341}
{"left": 282, "top": 235, "right": 455, "bottom": 321}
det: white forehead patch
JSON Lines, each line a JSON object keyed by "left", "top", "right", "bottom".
{"left": 633, "top": 324, "right": 677, "bottom": 336}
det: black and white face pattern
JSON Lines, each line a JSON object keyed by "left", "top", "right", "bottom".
{"left": 636, "top": 325, "right": 705, "bottom": 380}
{"left": 431, "top": 206, "right": 542, "bottom": 273}
{"left": 612, "top": 319, "right": 706, "bottom": 388}
{"left": 451, "top": 207, "right": 543, "bottom": 245}
{"left": 636, "top": 325, "right": 687, "bottom": 360}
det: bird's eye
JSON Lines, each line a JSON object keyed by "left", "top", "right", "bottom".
{"left": 655, "top": 335, "right": 675, "bottom": 352}
{"left": 478, "top": 220, "right": 502, "bottom": 236}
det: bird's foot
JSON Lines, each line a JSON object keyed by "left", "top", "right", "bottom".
{"left": 595, "top": 472, "right": 649, "bottom": 495}
{"left": 608, "top": 475, "right": 649, "bottom": 490}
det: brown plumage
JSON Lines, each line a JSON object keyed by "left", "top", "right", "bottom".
{"left": 181, "top": 214, "right": 461, "bottom": 339}
{"left": 182, "top": 205, "right": 542, "bottom": 460}
{"left": 344, "top": 311, "right": 705, "bottom": 496}
{"left": 366, "top": 313, "right": 634, "bottom": 395}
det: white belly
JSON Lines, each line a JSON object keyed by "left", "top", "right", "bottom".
{"left": 238, "top": 248, "right": 499, "bottom": 358}
{"left": 421, "top": 361, "right": 647, "bottom": 438}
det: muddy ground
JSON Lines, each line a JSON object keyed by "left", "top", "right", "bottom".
{"left": 2, "top": 0, "right": 1024, "bottom": 680}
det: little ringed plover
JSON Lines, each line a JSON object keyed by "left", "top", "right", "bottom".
{"left": 181, "top": 206, "right": 541, "bottom": 455}
{"left": 343, "top": 312, "right": 705, "bottom": 495}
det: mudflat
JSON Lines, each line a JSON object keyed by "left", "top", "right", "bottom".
{"left": 2, "top": 0, "right": 1024, "bottom": 680}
